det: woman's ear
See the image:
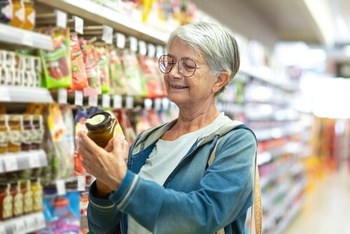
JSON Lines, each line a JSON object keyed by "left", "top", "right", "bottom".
{"left": 212, "top": 71, "right": 230, "bottom": 93}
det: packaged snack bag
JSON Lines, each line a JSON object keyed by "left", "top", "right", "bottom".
{"left": 40, "top": 28, "right": 72, "bottom": 89}
{"left": 122, "top": 49, "right": 146, "bottom": 96}
{"left": 80, "top": 39, "right": 101, "bottom": 96}
{"left": 95, "top": 46, "right": 110, "bottom": 94}
{"left": 138, "top": 54, "right": 166, "bottom": 98}
{"left": 109, "top": 48, "right": 128, "bottom": 95}
{"left": 70, "top": 32, "right": 88, "bottom": 91}
{"left": 39, "top": 191, "right": 80, "bottom": 234}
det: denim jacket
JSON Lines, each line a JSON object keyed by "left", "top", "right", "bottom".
{"left": 87, "top": 119, "right": 257, "bottom": 234}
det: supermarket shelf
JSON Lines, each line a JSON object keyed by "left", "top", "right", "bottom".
{"left": 0, "top": 24, "right": 53, "bottom": 50}
{"left": 217, "top": 102, "right": 244, "bottom": 114}
{"left": 35, "top": 0, "right": 169, "bottom": 45}
{"left": 0, "top": 150, "right": 48, "bottom": 173}
{"left": 239, "top": 64, "right": 298, "bottom": 92}
{"left": 0, "top": 212, "right": 45, "bottom": 234}
{"left": 259, "top": 162, "right": 291, "bottom": 188}
{"left": 258, "top": 142, "right": 306, "bottom": 166}
{"left": 255, "top": 122, "right": 305, "bottom": 141}
{"left": 263, "top": 179, "right": 306, "bottom": 233}
{"left": 0, "top": 86, "right": 53, "bottom": 103}
{"left": 275, "top": 191, "right": 305, "bottom": 234}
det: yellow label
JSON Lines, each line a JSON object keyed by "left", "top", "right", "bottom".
{"left": 113, "top": 122, "right": 124, "bottom": 137}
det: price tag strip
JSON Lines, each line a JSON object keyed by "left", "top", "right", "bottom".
{"left": 58, "top": 88, "right": 68, "bottom": 104}
{"left": 3, "top": 156, "right": 18, "bottom": 172}
{"left": 116, "top": 33, "right": 126, "bottom": 49}
{"left": 102, "top": 25, "right": 113, "bottom": 44}
{"left": 29, "top": 153, "right": 41, "bottom": 168}
{"left": 74, "top": 90, "right": 84, "bottom": 106}
{"left": 55, "top": 10, "right": 67, "bottom": 28}
{"left": 73, "top": 16, "right": 84, "bottom": 34}
{"left": 0, "top": 150, "right": 47, "bottom": 172}
{"left": 88, "top": 95, "right": 98, "bottom": 107}
{"left": 102, "top": 94, "right": 111, "bottom": 108}
{"left": 77, "top": 175, "right": 86, "bottom": 191}
{"left": 56, "top": 179, "right": 66, "bottom": 196}
{"left": 126, "top": 96, "right": 134, "bottom": 109}
{"left": 113, "top": 95, "right": 122, "bottom": 109}
{"left": 2, "top": 212, "right": 45, "bottom": 234}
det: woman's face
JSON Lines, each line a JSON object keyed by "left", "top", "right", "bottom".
{"left": 164, "top": 38, "right": 218, "bottom": 107}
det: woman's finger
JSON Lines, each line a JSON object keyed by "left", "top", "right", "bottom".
{"left": 104, "top": 138, "right": 114, "bottom": 152}
{"left": 78, "top": 131, "right": 106, "bottom": 157}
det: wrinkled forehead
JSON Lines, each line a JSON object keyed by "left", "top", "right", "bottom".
{"left": 167, "top": 37, "right": 205, "bottom": 60}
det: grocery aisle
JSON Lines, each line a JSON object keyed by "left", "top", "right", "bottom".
{"left": 285, "top": 164, "right": 350, "bottom": 234}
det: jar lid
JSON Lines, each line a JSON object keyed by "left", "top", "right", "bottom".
{"left": 85, "top": 112, "right": 111, "bottom": 130}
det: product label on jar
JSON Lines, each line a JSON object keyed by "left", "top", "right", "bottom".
{"left": 15, "top": 7, "right": 25, "bottom": 22}
{"left": 32, "top": 128, "right": 44, "bottom": 143}
{"left": 21, "top": 129, "right": 31, "bottom": 144}
{"left": 28, "top": 11, "right": 35, "bottom": 25}
{"left": 2, "top": 195, "right": 13, "bottom": 219}
{"left": 14, "top": 193, "right": 24, "bottom": 216}
{"left": 33, "top": 190, "right": 43, "bottom": 211}
{"left": 24, "top": 191, "right": 33, "bottom": 213}
{"left": 9, "top": 130, "right": 21, "bottom": 145}
{"left": 1, "top": 4, "right": 12, "bottom": 19}
{"left": 0, "top": 131, "right": 8, "bottom": 145}
{"left": 113, "top": 122, "right": 124, "bottom": 137}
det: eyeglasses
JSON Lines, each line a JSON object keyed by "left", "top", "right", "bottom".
{"left": 158, "top": 54, "right": 198, "bottom": 77}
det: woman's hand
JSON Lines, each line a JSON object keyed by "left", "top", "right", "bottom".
{"left": 77, "top": 132, "right": 129, "bottom": 195}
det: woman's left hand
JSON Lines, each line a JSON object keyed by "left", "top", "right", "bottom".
{"left": 77, "top": 132, "right": 129, "bottom": 192}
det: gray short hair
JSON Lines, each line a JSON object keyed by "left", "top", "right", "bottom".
{"left": 167, "top": 21, "right": 240, "bottom": 88}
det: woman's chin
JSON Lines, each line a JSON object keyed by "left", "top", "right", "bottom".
{"left": 167, "top": 94, "right": 188, "bottom": 104}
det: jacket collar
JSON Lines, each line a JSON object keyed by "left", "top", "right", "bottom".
{"left": 132, "top": 117, "right": 243, "bottom": 154}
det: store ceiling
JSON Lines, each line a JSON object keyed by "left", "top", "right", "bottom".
{"left": 193, "top": 0, "right": 350, "bottom": 50}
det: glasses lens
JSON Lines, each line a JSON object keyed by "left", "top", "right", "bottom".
{"left": 179, "top": 58, "right": 197, "bottom": 77}
{"left": 159, "top": 55, "right": 176, "bottom": 74}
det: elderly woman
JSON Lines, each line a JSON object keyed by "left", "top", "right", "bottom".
{"left": 78, "top": 21, "right": 257, "bottom": 234}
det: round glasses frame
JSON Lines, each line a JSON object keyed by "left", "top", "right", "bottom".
{"left": 158, "top": 54, "right": 198, "bottom": 78}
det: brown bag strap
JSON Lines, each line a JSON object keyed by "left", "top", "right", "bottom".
{"left": 251, "top": 157, "right": 262, "bottom": 234}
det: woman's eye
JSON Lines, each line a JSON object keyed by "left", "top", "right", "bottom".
{"left": 183, "top": 63, "right": 195, "bottom": 70}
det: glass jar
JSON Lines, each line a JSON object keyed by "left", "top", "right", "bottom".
{"left": 0, "top": 184, "right": 13, "bottom": 220}
{"left": 10, "top": 0, "right": 24, "bottom": 28}
{"left": 21, "top": 114, "right": 32, "bottom": 151}
{"left": 8, "top": 114, "right": 22, "bottom": 153}
{"left": 0, "top": 0, "right": 13, "bottom": 24}
{"left": 0, "top": 115, "right": 8, "bottom": 154}
{"left": 85, "top": 111, "right": 123, "bottom": 148}
{"left": 31, "top": 115, "right": 43, "bottom": 150}
{"left": 22, "top": 0, "right": 35, "bottom": 30}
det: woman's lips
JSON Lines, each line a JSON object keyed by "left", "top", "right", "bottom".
{"left": 170, "top": 84, "right": 189, "bottom": 89}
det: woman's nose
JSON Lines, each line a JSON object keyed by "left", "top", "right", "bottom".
{"left": 168, "top": 61, "right": 183, "bottom": 78}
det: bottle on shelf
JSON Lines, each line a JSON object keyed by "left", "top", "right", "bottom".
{"left": 10, "top": 0, "right": 25, "bottom": 28}
{"left": 23, "top": 179, "right": 33, "bottom": 214}
{"left": 22, "top": 0, "right": 35, "bottom": 30}
{"left": 0, "top": 183, "right": 13, "bottom": 220}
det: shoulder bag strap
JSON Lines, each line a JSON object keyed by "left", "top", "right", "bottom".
{"left": 208, "top": 126, "right": 262, "bottom": 234}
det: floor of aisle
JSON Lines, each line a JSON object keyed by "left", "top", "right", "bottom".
{"left": 285, "top": 165, "right": 350, "bottom": 234}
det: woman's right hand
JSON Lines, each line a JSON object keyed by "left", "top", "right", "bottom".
{"left": 77, "top": 132, "right": 129, "bottom": 194}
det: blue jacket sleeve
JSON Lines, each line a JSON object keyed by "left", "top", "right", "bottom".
{"left": 87, "top": 170, "right": 139, "bottom": 234}
{"left": 107, "top": 129, "right": 257, "bottom": 234}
